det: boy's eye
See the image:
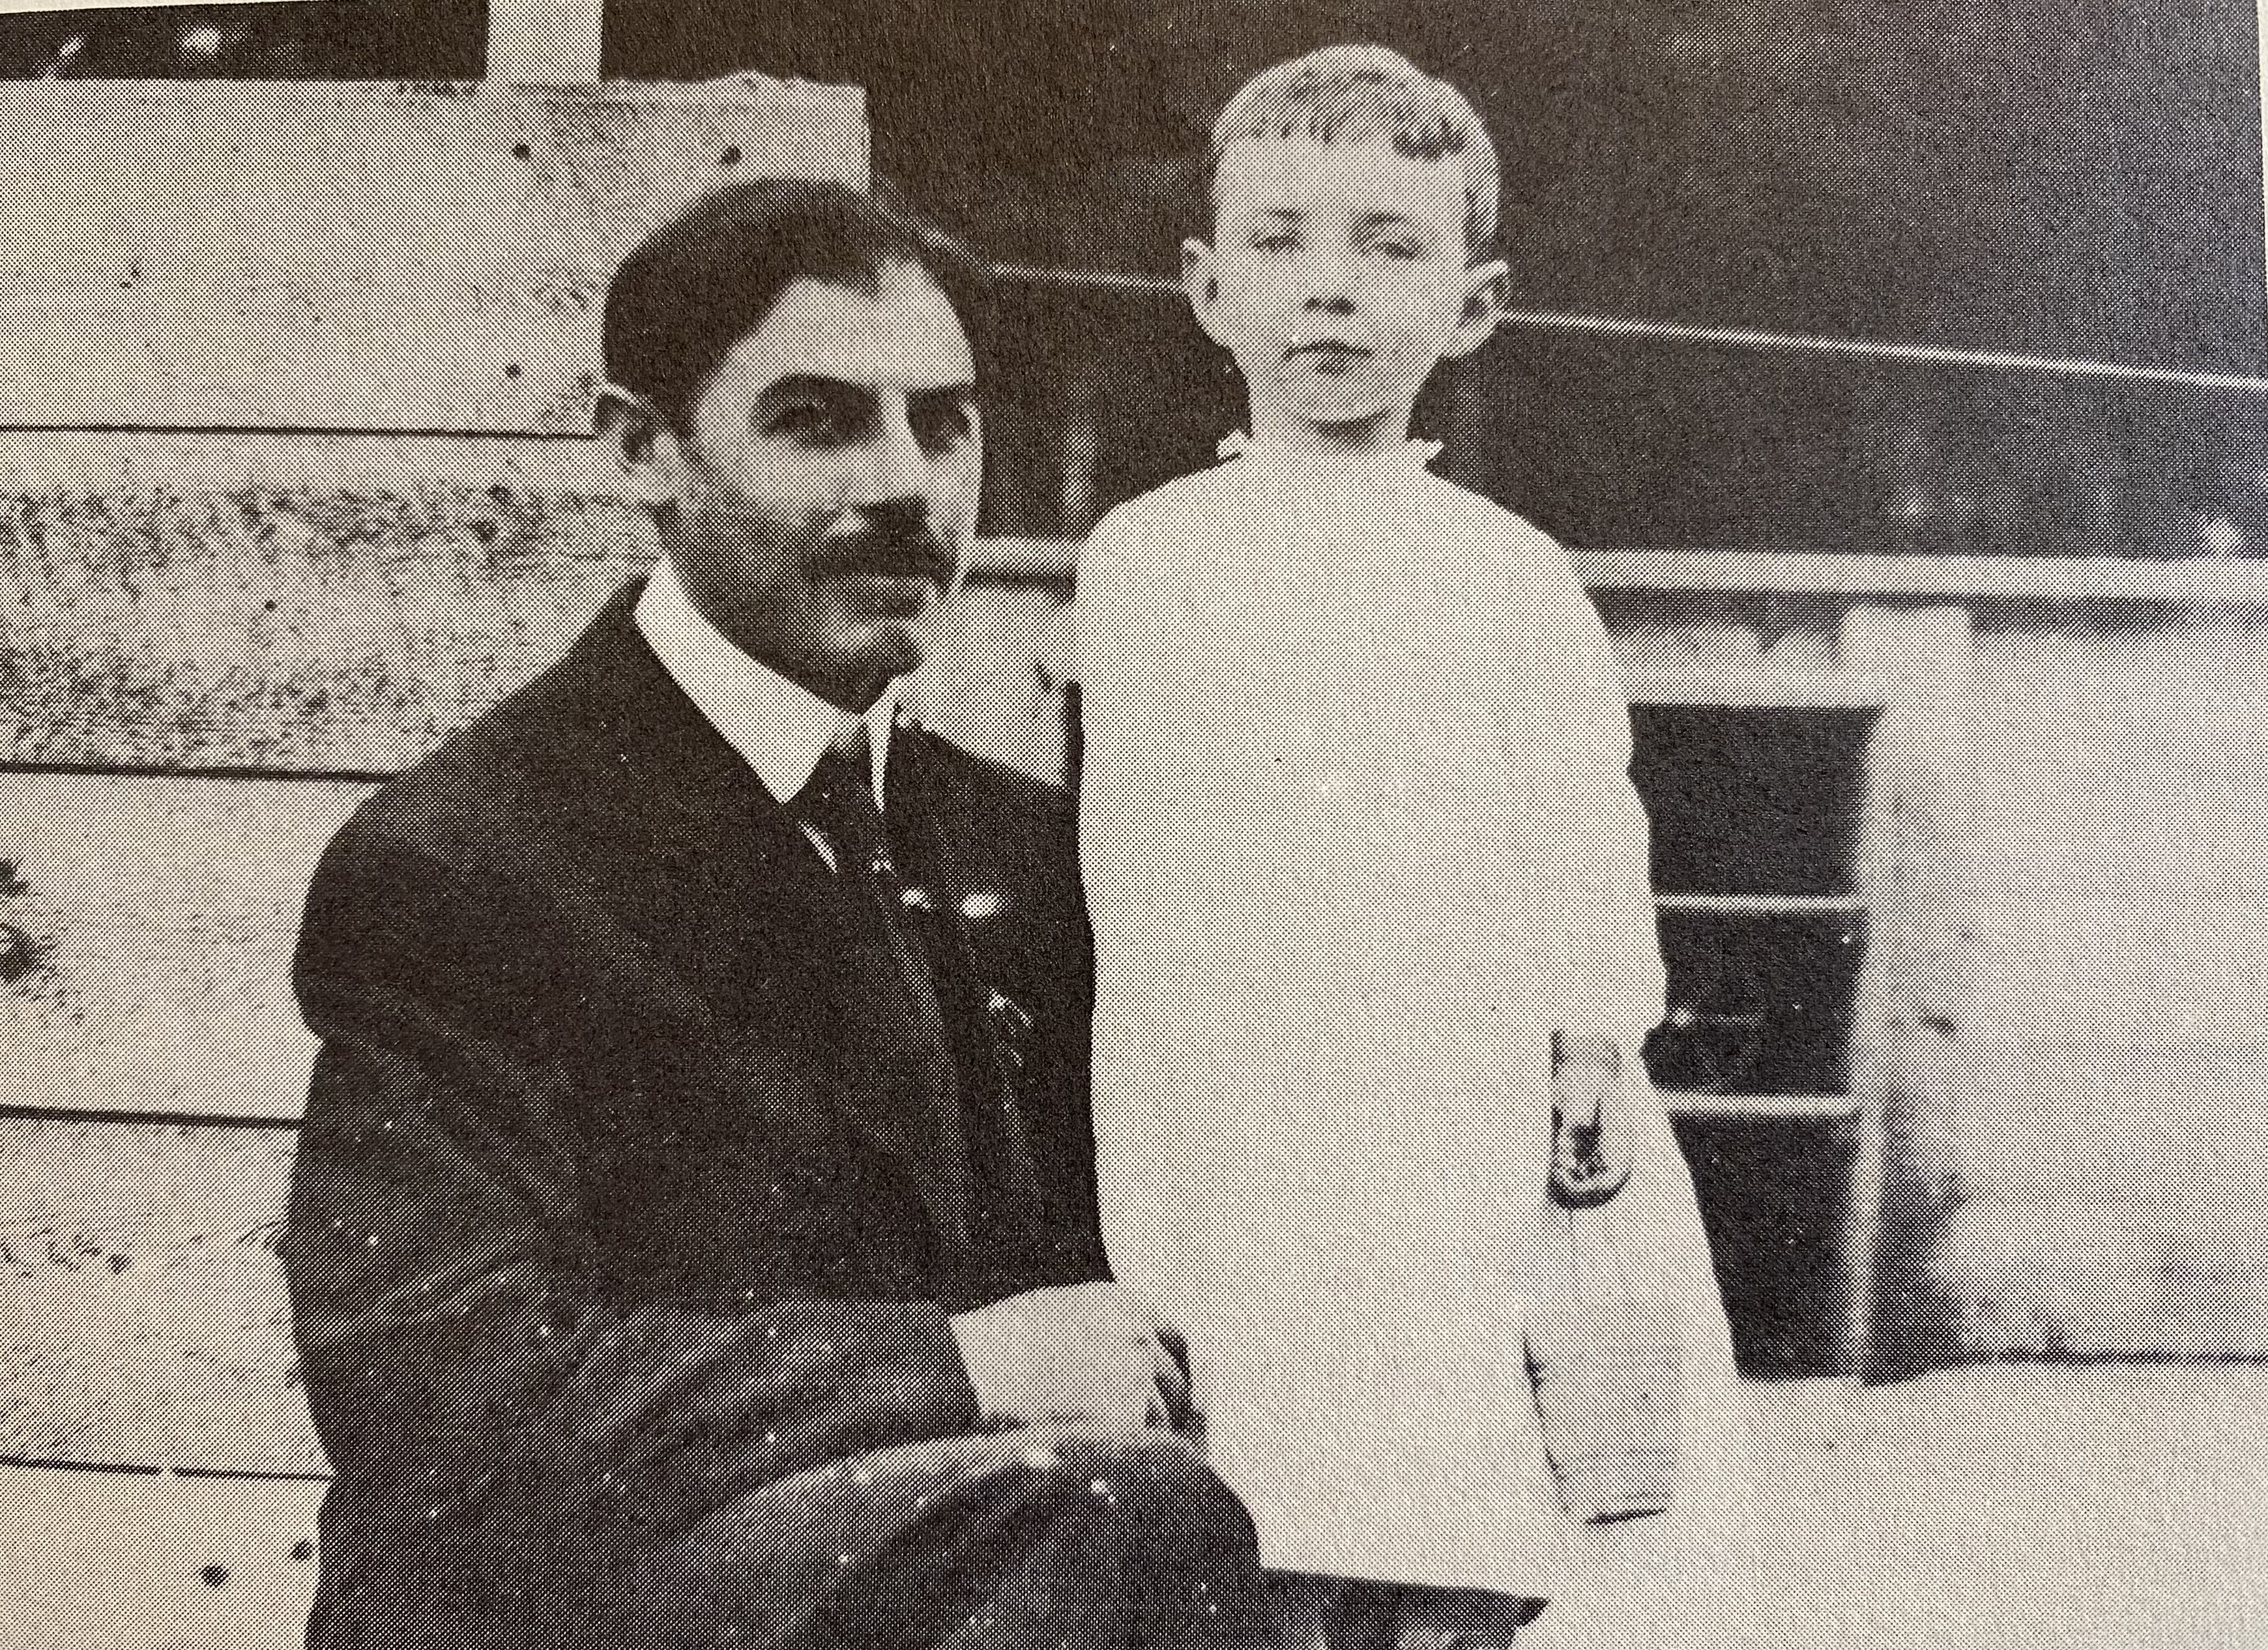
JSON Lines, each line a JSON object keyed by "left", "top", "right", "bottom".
{"left": 910, "top": 390, "right": 976, "bottom": 453}
{"left": 1357, "top": 226, "right": 1431, "bottom": 261}
{"left": 1249, "top": 231, "right": 1298, "bottom": 253}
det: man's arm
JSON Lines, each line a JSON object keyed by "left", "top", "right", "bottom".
{"left": 285, "top": 825, "right": 991, "bottom": 1563}
{"left": 287, "top": 819, "right": 1191, "bottom": 1564}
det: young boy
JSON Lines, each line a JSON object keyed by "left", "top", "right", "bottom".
{"left": 1078, "top": 46, "right": 1748, "bottom": 1646}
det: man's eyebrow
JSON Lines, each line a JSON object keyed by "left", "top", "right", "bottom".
{"left": 757, "top": 374, "right": 866, "bottom": 402}
{"left": 757, "top": 375, "right": 976, "bottom": 401}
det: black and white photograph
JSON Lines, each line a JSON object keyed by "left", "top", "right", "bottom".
{"left": 0, "top": 4, "right": 2263, "bottom": 1647}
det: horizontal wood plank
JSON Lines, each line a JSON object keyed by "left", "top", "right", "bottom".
{"left": 0, "top": 78, "right": 866, "bottom": 433}
{"left": 1, "top": 1464, "right": 323, "bottom": 1650}
{"left": 0, "top": 1113, "right": 319, "bottom": 1475}
{"left": 0, "top": 772, "right": 366, "bottom": 1120}
{"left": 1665, "top": 1092, "right": 1863, "bottom": 1123}
{"left": 1577, "top": 547, "right": 2268, "bottom": 607}
{"left": 1620, "top": 665, "right": 1896, "bottom": 710}
{"left": 1654, "top": 892, "right": 1868, "bottom": 916}
{"left": 0, "top": 431, "right": 650, "bottom": 771}
{"left": 0, "top": 432, "right": 1071, "bottom": 774}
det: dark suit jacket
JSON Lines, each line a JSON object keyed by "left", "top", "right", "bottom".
{"left": 284, "top": 583, "right": 1107, "bottom": 1650}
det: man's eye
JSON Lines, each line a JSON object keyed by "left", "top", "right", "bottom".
{"left": 911, "top": 395, "right": 976, "bottom": 452}
{"left": 1250, "top": 233, "right": 1297, "bottom": 253}
{"left": 764, "top": 402, "right": 851, "bottom": 441}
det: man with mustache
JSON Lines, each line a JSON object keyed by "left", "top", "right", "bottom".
{"left": 284, "top": 179, "right": 1267, "bottom": 1650}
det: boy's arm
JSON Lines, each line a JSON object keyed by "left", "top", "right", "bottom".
{"left": 1575, "top": 602, "right": 1671, "bottom": 1039}
{"left": 1075, "top": 505, "right": 1200, "bottom": 1303}
{"left": 1513, "top": 543, "right": 1671, "bottom": 1046}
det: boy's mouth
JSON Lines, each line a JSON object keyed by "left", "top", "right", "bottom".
{"left": 1287, "top": 341, "right": 1371, "bottom": 375}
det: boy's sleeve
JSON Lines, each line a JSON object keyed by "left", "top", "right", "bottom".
{"left": 1576, "top": 588, "right": 1671, "bottom": 1039}
{"left": 1513, "top": 539, "right": 1671, "bottom": 1045}
{"left": 1073, "top": 504, "right": 1184, "bottom": 1299}
{"left": 1075, "top": 497, "right": 1266, "bottom": 1309}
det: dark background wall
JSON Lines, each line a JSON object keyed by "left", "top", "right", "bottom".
{"left": 605, "top": 0, "right": 2267, "bottom": 551}
{"left": 0, "top": 1, "right": 485, "bottom": 80}
{"left": 5, "top": 1, "right": 2255, "bottom": 550}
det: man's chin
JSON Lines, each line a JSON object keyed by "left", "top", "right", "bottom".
{"left": 830, "top": 572, "right": 946, "bottom": 620}
{"left": 856, "top": 623, "right": 928, "bottom": 687}
{"left": 808, "top": 584, "right": 949, "bottom": 700}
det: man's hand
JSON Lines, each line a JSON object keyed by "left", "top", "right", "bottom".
{"left": 1393, "top": 1591, "right": 1547, "bottom": 1650}
{"left": 950, "top": 1281, "right": 1197, "bottom": 1434}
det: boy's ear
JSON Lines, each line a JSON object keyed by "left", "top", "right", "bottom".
{"left": 594, "top": 382, "right": 688, "bottom": 511}
{"left": 1443, "top": 259, "right": 1510, "bottom": 360}
{"left": 1182, "top": 239, "right": 1230, "bottom": 347}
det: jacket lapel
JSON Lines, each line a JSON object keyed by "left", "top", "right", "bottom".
{"left": 541, "top": 586, "right": 983, "bottom": 1227}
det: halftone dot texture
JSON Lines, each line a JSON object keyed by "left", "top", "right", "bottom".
{"left": 0, "top": 74, "right": 867, "bottom": 775}
{"left": 2, "top": 16, "right": 2266, "bottom": 1650}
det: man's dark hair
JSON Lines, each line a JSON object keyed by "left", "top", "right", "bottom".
{"left": 603, "top": 176, "right": 992, "bottom": 433}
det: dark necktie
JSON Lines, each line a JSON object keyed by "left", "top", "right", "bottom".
{"left": 792, "top": 737, "right": 975, "bottom": 1248}
{"left": 794, "top": 732, "right": 1040, "bottom": 1247}
{"left": 796, "top": 737, "right": 936, "bottom": 1011}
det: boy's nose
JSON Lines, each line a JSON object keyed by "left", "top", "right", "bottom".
{"left": 1296, "top": 250, "right": 1360, "bottom": 310}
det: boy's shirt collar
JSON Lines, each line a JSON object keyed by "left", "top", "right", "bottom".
{"left": 1217, "top": 429, "right": 1444, "bottom": 468}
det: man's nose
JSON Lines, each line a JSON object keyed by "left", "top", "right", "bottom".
{"left": 850, "top": 403, "right": 933, "bottom": 504}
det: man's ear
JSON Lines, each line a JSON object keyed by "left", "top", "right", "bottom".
{"left": 1443, "top": 259, "right": 1509, "bottom": 360}
{"left": 594, "top": 382, "right": 688, "bottom": 511}
{"left": 1182, "top": 239, "right": 1230, "bottom": 348}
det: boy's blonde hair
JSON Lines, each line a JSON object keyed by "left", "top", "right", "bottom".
{"left": 1208, "top": 44, "right": 1500, "bottom": 256}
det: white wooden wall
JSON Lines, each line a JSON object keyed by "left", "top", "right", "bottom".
{"left": 0, "top": 62, "right": 874, "bottom": 1642}
{"left": 1597, "top": 558, "right": 2268, "bottom": 1374}
{"left": 0, "top": 72, "right": 864, "bottom": 1490}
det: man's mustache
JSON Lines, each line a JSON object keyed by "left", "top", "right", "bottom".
{"left": 810, "top": 525, "right": 959, "bottom": 585}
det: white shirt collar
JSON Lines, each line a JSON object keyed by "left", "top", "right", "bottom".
{"left": 1217, "top": 430, "right": 1444, "bottom": 468}
{"left": 634, "top": 558, "right": 897, "bottom": 807}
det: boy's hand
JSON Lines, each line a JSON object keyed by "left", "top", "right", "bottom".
{"left": 950, "top": 1281, "right": 1198, "bottom": 1434}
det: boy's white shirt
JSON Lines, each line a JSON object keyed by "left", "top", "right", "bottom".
{"left": 1077, "top": 439, "right": 1753, "bottom": 1603}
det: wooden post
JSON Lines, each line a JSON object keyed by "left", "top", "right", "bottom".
{"left": 1058, "top": 356, "right": 1101, "bottom": 535}
{"left": 487, "top": 0, "right": 605, "bottom": 85}
{"left": 1837, "top": 602, "right": 1977, "bottom": 1382}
